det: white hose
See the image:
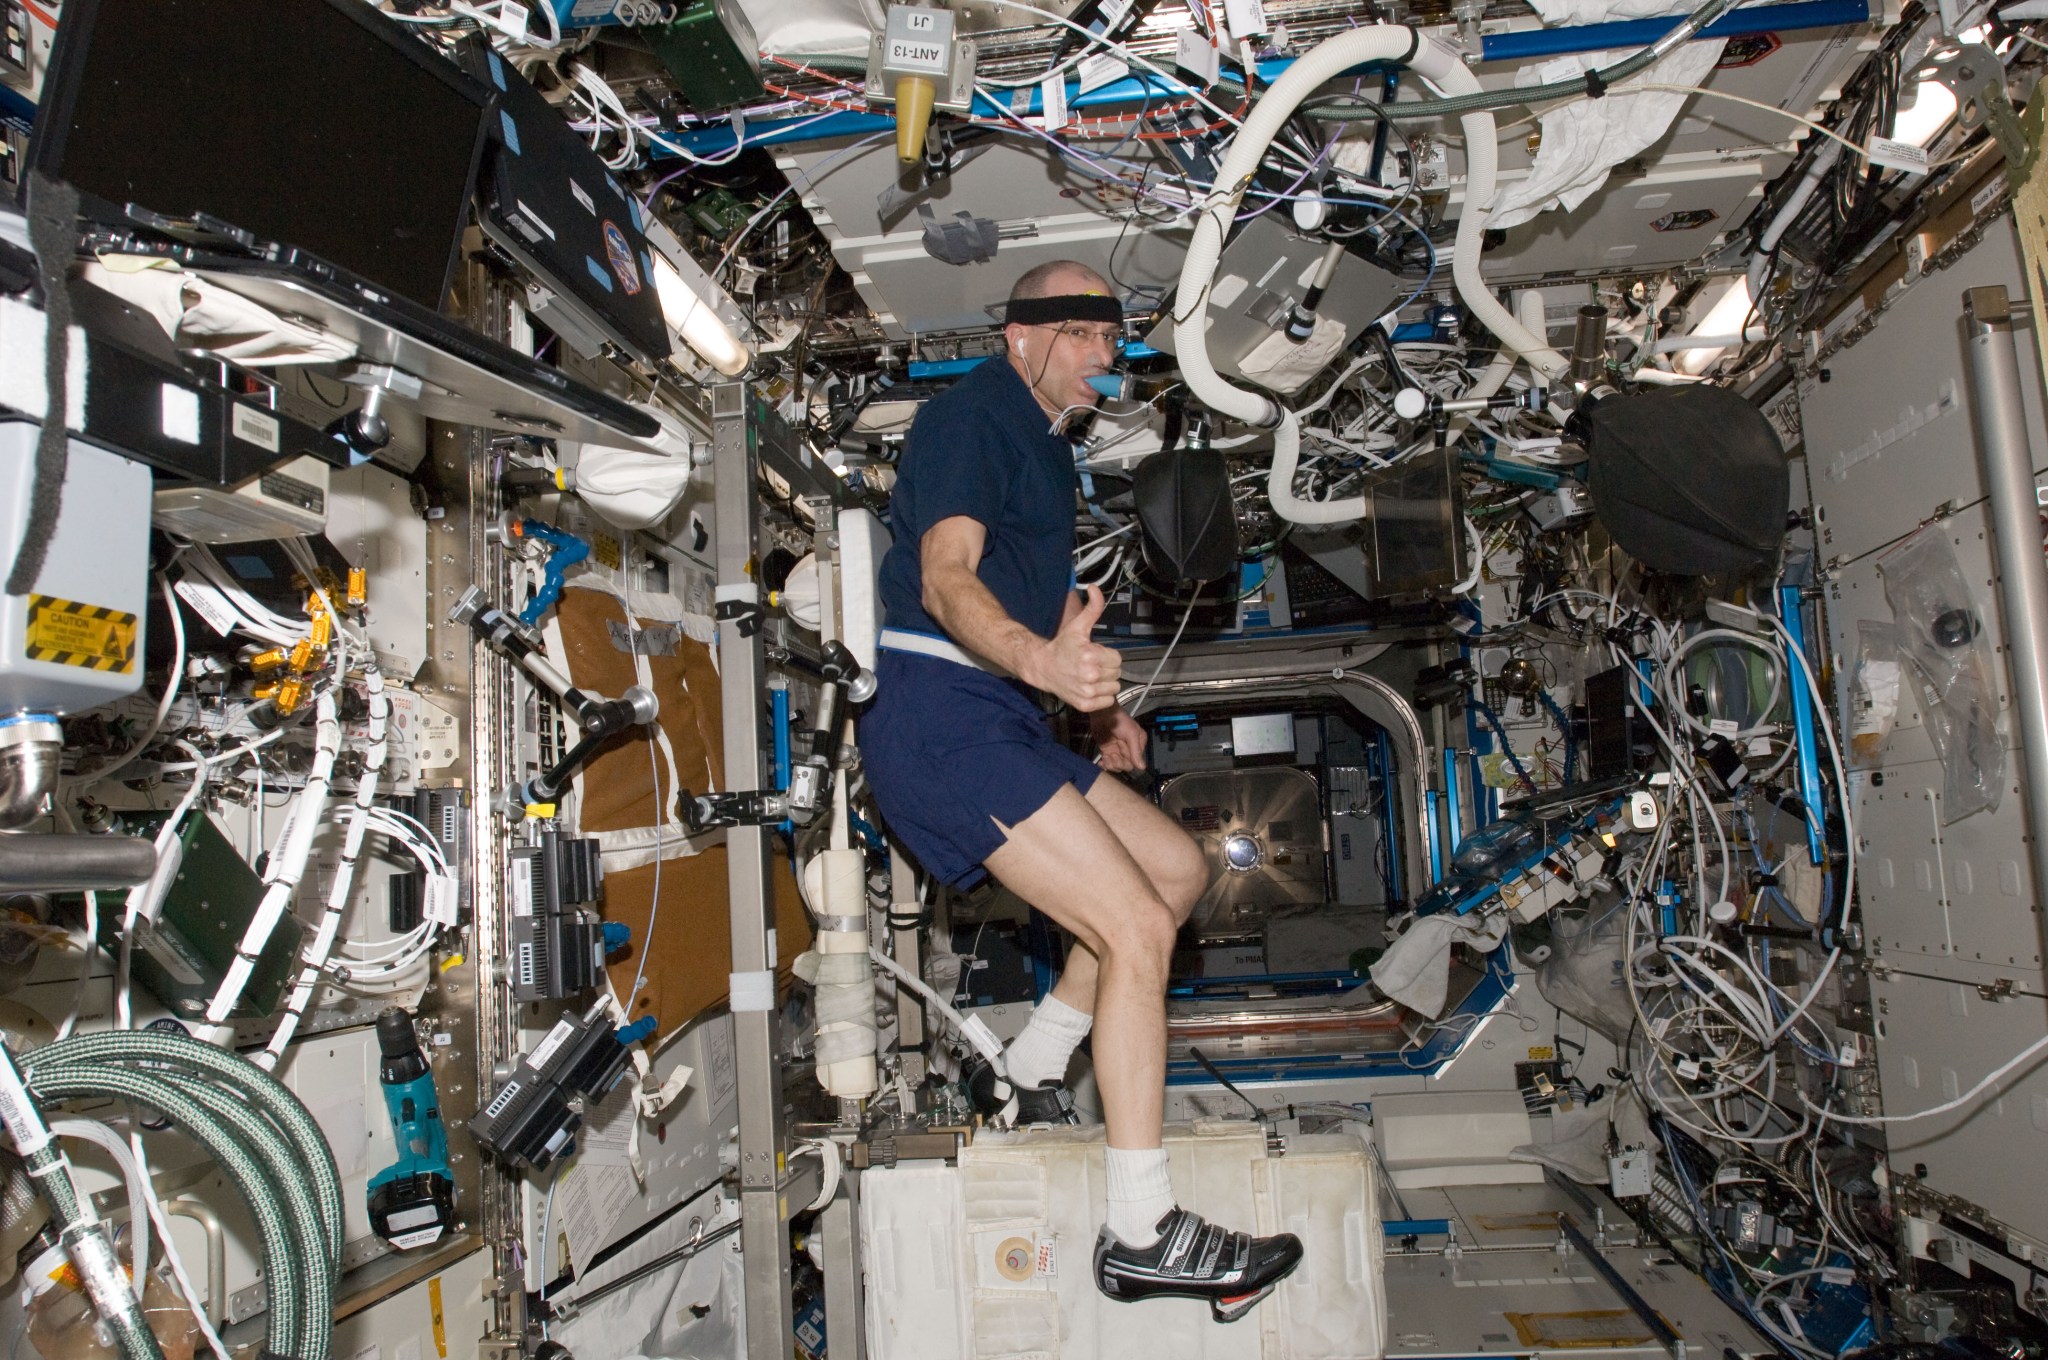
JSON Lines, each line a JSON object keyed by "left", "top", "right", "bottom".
{"left": 1445, "top": 95, "right": 1570, "bottom": 385}
{"left": 1650, "top": 326, "right": 1768, "bottom": 354}
{"left": 1632, "top": 367, "right": 1707, "bottom": 385}
{"left": 1171, "top": 29, "right": 1565, "bottom": 527}
{"left": 1446, "top": 289, "right": 1547, "bottom": 445}
{"left": 797, "top": 850, "right": 880, "bottom": 1099}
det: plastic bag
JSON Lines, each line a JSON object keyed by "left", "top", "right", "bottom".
{"left": 1846, "top": 619, "right": 1904, "bottom": 768}
{"left": 1535, "top": 902, "right": 1632, "bottom": 1047}
{"left": 1879, "top": 529, "right": 2006, "bottom": 822}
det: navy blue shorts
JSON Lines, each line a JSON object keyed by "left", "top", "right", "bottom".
{"left": 858, "top": 650, "right": 1100, "bottom": 888}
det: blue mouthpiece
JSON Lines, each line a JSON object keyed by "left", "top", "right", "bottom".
{"left": 1086, "top": 374, "right": 1125, "bottom": 399}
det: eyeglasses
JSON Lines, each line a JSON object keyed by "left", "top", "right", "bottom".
{"left": 1043, "top": 322, "right": 1124, "bottom": 349}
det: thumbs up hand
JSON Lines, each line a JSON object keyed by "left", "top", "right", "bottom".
{"left": 1021, "top": 585, "right": 1123, "bottom": 712}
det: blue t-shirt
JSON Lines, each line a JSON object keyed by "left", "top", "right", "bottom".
{"left": 878, "top": 357, "right": 1078, "bottom": 642}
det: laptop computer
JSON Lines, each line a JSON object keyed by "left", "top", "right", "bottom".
{"left": 459, "top": 43, "right": 673, "bottom": 367}
{"left": 29, "top": 0, "right": 659, "bottom": 444}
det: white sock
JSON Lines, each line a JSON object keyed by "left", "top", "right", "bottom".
{"left": 1003, "top": 993, "right": 1093, "bottom": 1091}
{"left": 1104, "top": 1146, "right": 1175, "bottom": 1248}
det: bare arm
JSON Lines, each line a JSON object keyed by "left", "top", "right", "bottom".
{"left": 920, "top": 515, "right": 1122, "bottom": 711}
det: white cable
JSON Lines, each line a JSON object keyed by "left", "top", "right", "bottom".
{"left": 1811, "top": 1030, "right": 2048, "bottom": 1126}
{"left": 867, "top": 946, "right": 1005, "bottom": 1062}
{"left": 48, "top": 1120, "right": 146, "bottom": 1303}
{"left": 151, "top": 728, "right": 287, "bottom": 773}
{"left": 204, "top": 693, "right": 340, "bottom": 1024}
{"left": 55, "top": 890, "right": 95, "bottom": 1042}
{"left": 262, "top": 670, "right": 390, "bottom": 1069}
{"left": 1762, "top": 613, "right": 1853, "bottom": 1046}
{"left": 85, "top": 571, "right": 187, "bottom": 783}
{"left": 1123, "top": 586, "right": 1203, "bottom": 718}
{"left": 1662, "top": 627, "right": 1786, "bottom": 740}
{"left": 117, "top": 761, "right": 213, "bottom": 1030}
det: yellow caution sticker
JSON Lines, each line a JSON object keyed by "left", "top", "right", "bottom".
{"left": 24, "top": 596, "right": 137, "bottom": 673}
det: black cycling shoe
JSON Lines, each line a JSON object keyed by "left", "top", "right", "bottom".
{"left": 962, "top": 1054, "right": 1080, "bottom": 1128}
{"left": 1093, "top": 1208, "right": 1305, "bottom": 1323}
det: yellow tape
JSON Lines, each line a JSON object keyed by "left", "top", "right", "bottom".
{"left": 23, "top": 596, "right": 136, "bottom": 674}
{"left": 429, "top": 1275, "right": 447, "bottom": 1357}
{"left": 1506, "top": 1310, "right": 1658, "bottom": 1348}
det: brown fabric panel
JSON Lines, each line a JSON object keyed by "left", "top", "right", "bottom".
{"left": 553, "top": 586, "right": 810, "bottom": 1033}
{"left": 601, "top": 846, "right": 811, "bottom": 1026}
{"left": 677, "top": 632, "right": 726, "bottom": 795}
{"left": 553, "top": 587, "right": 717, "bottom": 833}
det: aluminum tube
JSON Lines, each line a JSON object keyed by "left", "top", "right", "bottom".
{"left": 0, "top": 834, "right": 158, "bottom": 891}
{"left": 1962, "top": 286, "right": 2048, "bottom": 914}
{"left": 1571, "top": 306, "right": 1609, "bottom": 384}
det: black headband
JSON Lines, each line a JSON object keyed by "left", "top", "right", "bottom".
{"left": 1004, "top": 293, "right": 1123, "bottom": 327}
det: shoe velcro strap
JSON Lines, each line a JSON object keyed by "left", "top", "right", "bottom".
{"left": 1159, "top": 1214, "right": 1204, "bottom": 1276}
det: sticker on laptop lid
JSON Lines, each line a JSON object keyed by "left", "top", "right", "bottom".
{"left": 602, "top": 220, "right": 643, "bottom": 295}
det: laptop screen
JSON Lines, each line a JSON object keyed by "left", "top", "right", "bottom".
{"left": 31, "top": 0, "right": 489, "bottom": 312}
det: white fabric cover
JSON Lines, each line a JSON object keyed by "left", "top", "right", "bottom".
{"left": 82, "top": 259, "right": 358, "bottom": 364}
{"left": 1524, "top": 0, "right": 1694, "bottom": 27}
{"left": 731, "top": 0, "right": 879, "bottom": 55}
{"left": 862, "top": 1122, "right": 1387, "bottom": 1359}
{"left": 1369, "top": 911, "right": 1509, "bottom": 1018}
{"left": 1239, "top": 313, "right": 1352, "bottom": 396}
{"left": 1487, "top": 40, "right": 1727, "bottom": 230}
{"left": 571, "top": 447, "right": 696, "bottom": 531}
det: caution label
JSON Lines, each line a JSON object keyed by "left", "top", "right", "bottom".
{"left": 24, "top": 596, "right": 137, "bottom": 673}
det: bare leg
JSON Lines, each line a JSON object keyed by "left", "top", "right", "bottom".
{"left": 984, "top": 784, "right": 1184, "bottom": 1148}
{"left": 1045, "top": 774, "right": 1210, "bottom": 1019}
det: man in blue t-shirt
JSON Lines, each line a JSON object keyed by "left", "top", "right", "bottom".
{"left": 860, "top": 261, "right": 1302, "bottom": 1322}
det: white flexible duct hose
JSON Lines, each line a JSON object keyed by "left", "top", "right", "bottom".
{"left": 1172, "top": 26, "right": 1432, "bottom": 431}
{"left": 1447, "top": 82, "right": 1570, "bottom": 384}
{"left": 1448, "top": 290, "right": 1548, "bottom": 442}
{"left": 1172, "top": 30, "right": 1566, "bottom": 526}
{"left": 1650, "top": 326, "right": 1768, "bottom": 355}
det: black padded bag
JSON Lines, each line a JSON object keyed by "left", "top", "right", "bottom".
{"left": 1133, "top": 447, "right": 1239, "bottom": 584}
{"left": 1583, "top": 384, "right": 1788, "bottom": 576}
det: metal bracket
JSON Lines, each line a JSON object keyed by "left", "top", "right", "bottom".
{"left": 1976, "top": 977, "right": 2016, "bottom": 1001}
{"left": 1921, "top": 42, "right": 2031, "bottom": 176}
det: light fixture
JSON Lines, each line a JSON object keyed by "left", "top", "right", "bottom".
{"left": 651, "top": 254, "right": 749, "bottom": 377}
{"left": 1891, "top": 77, "right": 1958, "bottom": 148}
{"left": 1676, "top": 277, "right": 1754, "bottom": 375}
{"left": 641, "top": 216, "right": 753, "bottom": 378}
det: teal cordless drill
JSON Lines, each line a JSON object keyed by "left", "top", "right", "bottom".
{"left": 367, "top": 1008, "right": 455, "bottom": 1250}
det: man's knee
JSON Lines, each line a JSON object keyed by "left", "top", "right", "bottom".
{"left": 1160, "top": 832, "right": 1209, "bottom": 923}
{"left": 1103, "top": 898, "right": 1179, "bottom": 968}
